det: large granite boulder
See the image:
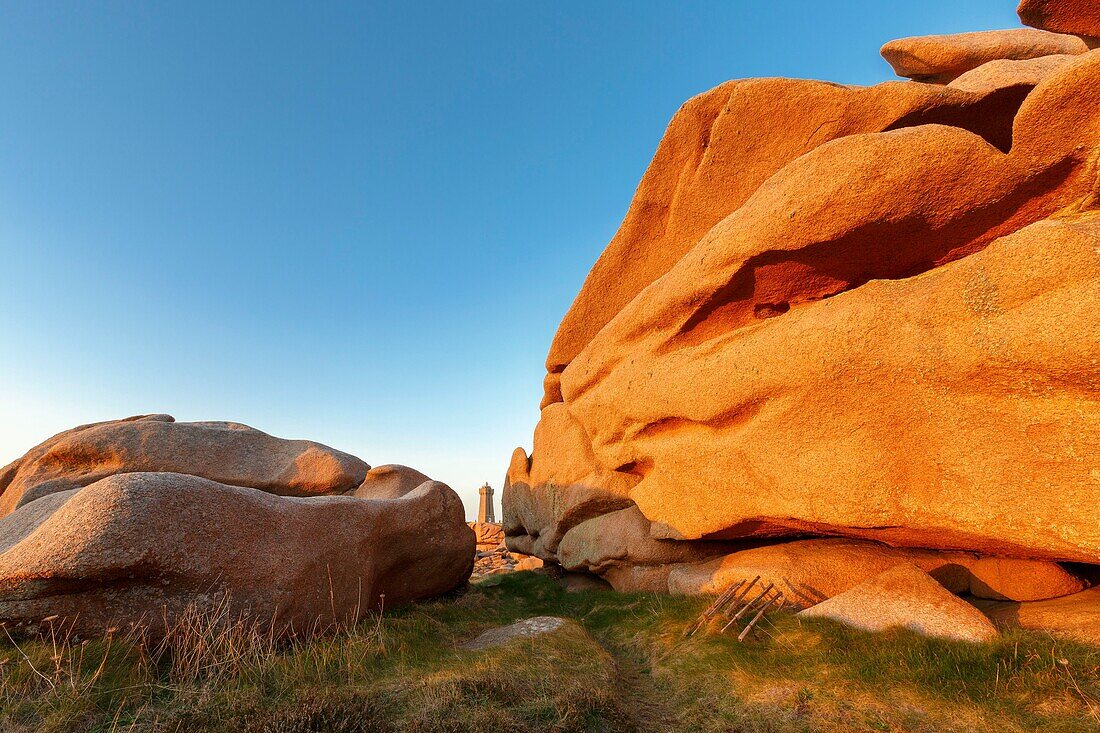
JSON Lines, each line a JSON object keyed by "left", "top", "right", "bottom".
{"left": 0, "top": 414, "right": 370, "bottom": 516}
{"left": 0, "top": 472, "right": 474, "bottom": 638}
{"left": 0, "top": 417, "right": 473, "bottom": 637}
{"left": 351, "top": 464, "right": 431, "bottom": 500}
{"left": 880, "top": 29, "right": 1087, "bottom": 83}
{"left": 559, "top": 54, "right": 1100, "bottom": 562}
{"left": 505, "top": 9, "right": 1100, "bottom": 601}
{"left": 564, "top": 210, "right": 1100, "bottom": 561}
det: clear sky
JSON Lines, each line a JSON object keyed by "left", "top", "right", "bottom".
{"left": 0, "top": 1, "right": 1020, "bottom": 518}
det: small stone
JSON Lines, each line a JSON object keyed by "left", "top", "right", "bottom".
{"left": 459, "top": 616, "right": 567, "bottom": 650}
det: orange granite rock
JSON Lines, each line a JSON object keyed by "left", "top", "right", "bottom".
{"left": 542, "top": 73, "right": 1064, "bottom": 389}
{"left": 352, "top": 464, "right": 432, "bottom": 500}
{"left": 799, "top": 564, "right": 999, "bottom": 642}
{"left": 948, "top": 53, "right": 1077, "bottom": 93}
{"left": 504, "top": 37, "right": 1100, "bottom": 590}
{"left": 560, "top": 54, "right": 1100, "bottom": 562}
{"left": 503, "top": 405, "right": 635, "bottom": 560}
{"left": 1019, "top": 0, "right": 1100, "bottom": 39}
{"left": 881, "top": 28, "right": 1086, "bottom": 83}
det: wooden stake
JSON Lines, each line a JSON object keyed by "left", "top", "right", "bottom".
{"left": 730, "top": 583, "right": 774, "bottom": 622}
{"left": 737, "top": 592, "right": 783, "bottom": 642}
{"left": 724, "top": 575, "right": 761, "bottom": 614}
{"left": 720, "top": 583, "right": 775, "bottom": 633}
{"left": 684, "top": 579, "right": 746, "bottom": 637}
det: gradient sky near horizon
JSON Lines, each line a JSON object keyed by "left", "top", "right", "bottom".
{"left": 0, "top": 1, "right": 1021, "bottom": 518}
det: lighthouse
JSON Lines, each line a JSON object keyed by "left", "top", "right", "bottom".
{"left": 477, "top": 482, "right": 496, "bottom": 523}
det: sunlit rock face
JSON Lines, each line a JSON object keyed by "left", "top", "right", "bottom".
{"left": 797, "top": 564, "right": 1001, "bottom": 643}
{"left": 0, "top": 414, "right": 370, "bottom": 516}
{"left": 505, "top": 4, "right": 1100, "bottom": 606}
{"left": 1017, "top": 0, "right": 1100, "bottom": 40}
{"left": 0, "top": 417, "right": 474, "bottom": 638}
{"left": 879, "top": 28, "right": 1087, "bottom": 83}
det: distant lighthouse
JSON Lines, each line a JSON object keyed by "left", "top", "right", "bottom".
{"left": 477, "top": 482, "right": 496, "bottom": 523}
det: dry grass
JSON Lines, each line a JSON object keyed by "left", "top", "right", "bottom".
{"left": 0, "top": 572, "right": 1097, "bottom": 732}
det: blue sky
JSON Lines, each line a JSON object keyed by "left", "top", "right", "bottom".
{"left": 0, "top": 1, "right": 1020, "bottom": 517}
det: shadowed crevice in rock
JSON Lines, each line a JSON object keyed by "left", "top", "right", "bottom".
{"left": 885, "top": 83, "right": 1035, "bottom": 152}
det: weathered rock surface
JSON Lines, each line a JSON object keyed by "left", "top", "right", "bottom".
{"left": 558, "top": 51, "right": 1100, "bottom": 557}
{"left": 351, "top": 464, "right": 430, "bottom": 500}
{"left": 503, "top": 404, "right": 636, "bottom": 560}
{"left": 513, "top": 555, "right": 545, "bottom": 572}
{"left": 1018, "top": 0, "right": 1100, "bottom": 39}
{"left": 556, "top": 506, "right": 742, "bottom": 592}
{"left": 505, "top": 12, "right": 1100, "bottom": 609}
{"left": 799, "top": 564, "right": 999, "bottom": 642}
{"left": 881, "top": 29, "right": 1087, "bottom": 82}
{"left": 948, "top": 53, "right": 1077, "bottom": 92}
{"left": 977, "top": 586, "right": 1100, "bottom": 644}
{"left": 0, "top": 414, "right": 370, "bottom": 516}
{"left": 566, "top": 208, "right": 1100, "bottom": 562}
{"left": 0, "top": 472, "right": 473, "bottom": 637}
{"left": 667, "top": 539, "right": 1086, "bottom": 606}
{"left": 0, "top": 489, "right": 77, "bottom": 555}
{"left": 469, "top": 521, "right": 505, "bottom": 548}
{"left": 542, "top": 71, "right": 1067, "bottom": 383}
{"left": 964, "top": 557, "right": 1088, "bottom": 602}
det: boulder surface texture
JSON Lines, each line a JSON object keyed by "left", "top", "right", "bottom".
{"left": 667, "top": 539, "right": 1086, "bottom": 606}
{"left": 880, "top": 29, "right": 1087, "bottom": 82}
{"left": 0, "top": 414, "right": 370, "bottom": 517}
{"left": 798, "top": 564, "right": 1000, "bottom": 642}
{"left": 0, "top": 417, "right": 473, "bottom": 637}
{"left": 504, "top": 2, "right": 1099, "bottom": 635}
{"left": 978, "top": 586, "right": 1100, "bottom": 644}
{"left": 1018, "top": 0, "right": 1100, "bottom": 38}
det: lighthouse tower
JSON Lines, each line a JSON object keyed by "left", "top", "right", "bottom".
{"left": 477, "top": 483, "right": 496, "bottom": 523}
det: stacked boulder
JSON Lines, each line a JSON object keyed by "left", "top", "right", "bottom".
{"left": 469, "top": 521, "right": 505, "bottom": 550}
{"left": 0, "top": 415, "right": 474, "bottom": 637}
{"left": 467, "top": 521, "right": 548, "bottom": 576}
{"left": 504, "top": 0, "right": 1100, "bottom": 642}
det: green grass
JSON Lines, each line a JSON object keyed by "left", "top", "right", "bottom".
{"left": 1, "top": 572, "right": 1097, "bottom": 732}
